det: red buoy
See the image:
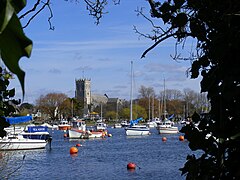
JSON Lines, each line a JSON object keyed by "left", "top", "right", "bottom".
{"left": 76, "top": 143, "right": 82, "bottom": 147}
{"left": 162, "top": 137, "right": 167, "bottom": 142}
{"left": 70, "top": 147, "right": 78, "bottom": 154}
{"left": 127, "top": 162, "right": 136, "bottom": 170}
{"left": 179, "top": 135, "right": 184, "bottom": 141}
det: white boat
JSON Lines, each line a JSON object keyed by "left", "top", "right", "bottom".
{"left": 68, "top": 120, "right": 87, "bottom": 138}
{"left": 121, "top": 120, "right": 130, "bottom": 127}
{"left": 0, "top": 117, "right": 52, "bottom": 150}
{"left": 114, "top": 123, "right": 122, "bottom": 128}
{"left": 125, "top": 124, "right": 150, "bottom": 136}
{"left": 125, "top": 118, "right": 150, "bottom": 136}
{"left": 146, "top": 120, "right": 157, "bottom": 128}
{"left": 156, "top": 119, "right": 178, "bottom": 134}
{"left": 0, "top": 135, "right": 49, "bottom": 150}
{"left": 95, "top": 122, "right": 107, "bottom": 131}
{"left": 68, "top": 129, "right": 86, "bottom": 139}
{"left": 84, "top": 130, "right": 104, "bottom": 138}
{"left": 125, "top": 61, "right": 150, "bottom": 136}
{"left": 156, "top": 78, "right": 178, "bottom": 134}
{"left": 68, "top": 120, "right": 105, "bottom": 139}
{"left": 58, "top": 120, "right": 71, "bottom": 130}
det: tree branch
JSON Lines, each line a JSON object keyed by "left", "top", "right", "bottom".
{"left": 141, "top": 32, "right": 193, "bottom": 58}
{"left": 20, "top": 0, "right": 52, "bottom": 29}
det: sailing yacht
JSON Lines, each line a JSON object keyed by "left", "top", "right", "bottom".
{"left": 156, "top": 78, "right": 178, "bottom": 134}
{"left": 125, "top": 61, "right": 150, "bottom": 136}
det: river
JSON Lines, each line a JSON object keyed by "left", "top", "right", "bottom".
{"left": 0, "top": 126, "right": 193, "bottom": 180}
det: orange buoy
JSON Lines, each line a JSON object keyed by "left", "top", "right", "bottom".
{"left": 162, "top": 137, "right": 167, "bottom": 142}
{"left": 69, "top": 146, "right": 78, "bottom": 154}
{"left": 127, "top": 162, "right": 136, "bottom": 170}
{"left": 76, "top": 143, "right": 82, "bottom": 147}
{"left": 179, "top": 135, "right": 184, "bottom": 141}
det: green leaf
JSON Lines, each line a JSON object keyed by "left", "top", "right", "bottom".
{"left": 0, "top": 13, "right": 32, "bottom": 96}
{"left": 0, "top": 0, "right": 14, "bottom": 33}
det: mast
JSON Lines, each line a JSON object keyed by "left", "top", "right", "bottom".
{"left": 163, "top": 77, "right": 167, "bottom": 119}
{"left": 148, "top": 96, "right": 151, "bottom": 120}
{"left": 152, "top": 97, "right": 154, "bottom": 120}
{"left": 130, "top": 61, "right": 133, "bottom": 121}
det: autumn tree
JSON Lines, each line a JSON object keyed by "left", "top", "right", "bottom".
{"left": 138, "top": 85, "right": 156, "bottom": 119}
{"left": 59, "top": 98, "right": 72, "bottom": 120}
{"left": 35, "top": 93, "right": 68, "bottom": 121}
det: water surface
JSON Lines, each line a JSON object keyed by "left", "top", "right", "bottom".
{"left": 0, "top": 126, "right": 192, "bottom": 180}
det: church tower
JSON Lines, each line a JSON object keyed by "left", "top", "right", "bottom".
{"left": 75, "top": 78, "right": 91, "bottom": 115}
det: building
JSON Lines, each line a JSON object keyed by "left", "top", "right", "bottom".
{"left": 75, "top": 78, "right": 126, "bottom": 120}
{"left": 75, "top": 78, "right": 91, "bottom": 115}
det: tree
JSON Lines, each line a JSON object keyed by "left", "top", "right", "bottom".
{"left": 59, "top": 98, "right": 72, "bottom": 120}
{"left": 182, "top": 88, "right": 197, "bottom": 117}
{"left": 0, "top": 68, "right": 20, "bottom": 137}
{"left": 138, "top": 85, "right": 156, "bottom": 119}
{"left": 139, "top": 0, "right": 240, "bottom": 179}
{"left": 105, "top": 111, "right": 116, "bottom": 121}
{"left": 19, "top": 102, "right": 34, "bottom": 116}
{"left": 35, "top": 93, "right": 68, "bottom": 120}
{"left": 119, "top": 104, "right": 147, "bottom": 121}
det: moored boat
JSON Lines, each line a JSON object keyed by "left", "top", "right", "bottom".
{"left": 121, "top": 120, "right": 130, "bottom": 128}
{"left": 0, "top": 116, "right": 52, "bottom": 150}
{"left": 84, "top": 130, "right": 104, "bottom": 138}
{"left": 146, "top": 120, "right": 157, "bottom": 128}
{"left": 68, "top": 120, "right": 87, "bottom": 139}
{"left": 95, "top": 122, "right": 107, "bottom": 131}
{"left": 125, "top": 125, "right": 150, "bottom": 136}
{"left": 156, "top": 119, "right": 178, "bottom": 134}
{"left": 0, "top": 136, "right": 49, "bottom": 150}
{"left": 58, "top": 120, "right": 71, "bottom": 130}
{"left": 124, "top": 61, "right": 150, "bottom": 136}
{"left": 114, "top": 123, "right": 122, "bottom": 128}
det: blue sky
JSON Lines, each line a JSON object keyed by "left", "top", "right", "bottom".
{"left": 10, "top": 0, "right": 201, "bottom": 104}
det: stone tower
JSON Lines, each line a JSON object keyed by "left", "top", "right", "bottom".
{"left": 75, "top": 78, "right": 91, "bottom": 115}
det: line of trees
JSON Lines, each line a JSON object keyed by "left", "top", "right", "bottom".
{"left": 19, "top": 85, "right": 209, "bottom": 123}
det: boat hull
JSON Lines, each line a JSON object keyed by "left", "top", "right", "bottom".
{"left": 86, "top": 131, "right": 104, "bottom": 138}
{"left": 0, "top": 138, "right": 48, "bottom": 150}
{"left": 58, "top": 125, "right": 71, "bottom": 131}
{"left": 125, "top": 127, "right": 150, "bottom": 136}
{"left": 158, "top": 127, "right": 178, "bottom": 134}
{"left": 68, "top": 129, "right": 104, "bottom": 139}
{"left": 68, "top": 129, "right": 84, "bottom": 138}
